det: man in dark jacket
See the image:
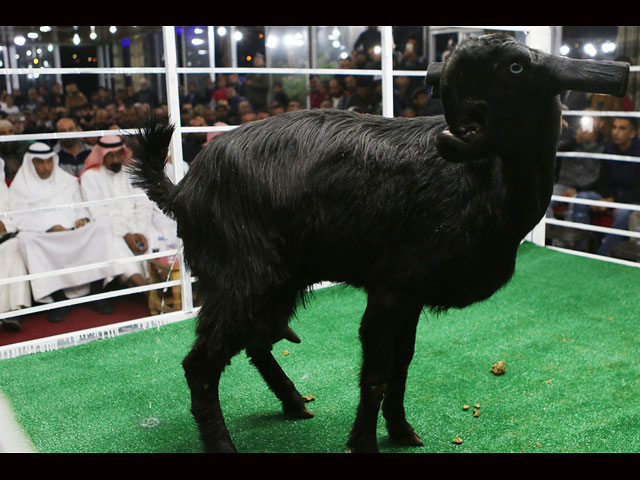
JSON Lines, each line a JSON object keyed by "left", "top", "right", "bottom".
{"left": 572, "top": 117, "right": 640, "bottom": 256}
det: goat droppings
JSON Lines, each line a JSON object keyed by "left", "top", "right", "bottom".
{"left": 452, "top": 437, "right": 464, "bottom": 445}
{"left": 490, "top": 360, "right": 506, "bottom": 376}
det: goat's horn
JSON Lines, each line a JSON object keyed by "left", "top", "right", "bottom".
{"left": 552, "top": 56, "right": 630, "bottom": 98}
{"left": 425, "top": 62, "right": 445, "bottom": 98}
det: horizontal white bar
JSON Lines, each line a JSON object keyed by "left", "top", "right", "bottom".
{"left": 0, "top": 277, "right": 181, "bottom": 321}
{"left": 547, "top": 245, "right": 640, "bottom": 269}
{"left": 177, "top": 66, "right": 383, "bottom": 76}
{"left": 0, "top": 128, "right": 138, "bottom": 144}
{"left": 0, "top": 193, "right": 147, "bottom": 219}
{"left": 1, "top": 67, "right": 165, "bottom": 75}
{"left": 563, "top": 110, "right": 640, "bottom": 117}
{"left": 556, "top": 151, "right": 640, "bottom": 164}
{"left": 545, "top": 217, "right": 640, "bottom": 239}
{"left": 0, "top": 280, "right": 336, "bottom": 359}
{"left": 551, "top": 195, "right": 640, "bottom": 212}
{"left": 0, "top": 307, "right": 200, "bottom": 360}
{"left": 0, "top": 248, "right": 179, "bottom": 287}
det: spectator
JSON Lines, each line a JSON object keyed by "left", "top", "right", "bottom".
{"left": 309, "top": 75, "right": 326, "bottom": 109}
{"left": 0, "top": 157, "right": 30, "bottom": 330}
{"left": 547, "top": 113, "right": 606, "bottom": 224}
{"left": 0, "top": 119, "right": 27, "bottom": 181}
{"left": 24, "top": 88, "right": 43, "bottom": 112}
{"left": 411, "top": 87, "right": 443, "bottom": 116}
{"left": 211, "top": 74, "right": 229, "bottom": 104}
{"left": 182, "top": 115, "right": 207, "bottom": 164}
{"left": 344, "top": 75, "right": 357, "bottom": 97}
{"left": 214, "top": 103, "right": 230, "bottom": 124}
{"left": 132, "top": 79, "right": 159, "bottom": 108}
{"left": 54, "top": 117, "right": 92, "bottom": 176}
{"left": 287, "top": 100, "right": 304, "bottom": 112}
{"left": 271, "top": 82, "right": 289, "bottom": 108}
{"left": 269, "top": 102, "right": 286, "bottom": 116}
{"left": 186, "top": 81, "right": 205, "bottom": 107}
{"left": 202, "top": 105, "right": 216, "bottom": 126}
{"left": 10, "top": 143, "right": 116, "bottom": 322}
{"left": 393, "top": 76, "right": 413, "bottom": 116}
{"left": 353, "top": 27, "right": 381, "bottom": 56}
{"left": 64, "top": 83, "right": 88, "bottom": 111}
{"left": 0, "top": 93, "right": 20, "bottom": 116}
{"left": 244, "top": 54, "right": 269, "bottom": 112}
{"left": 79, "top": 136, "right": 151, "bottom": 291}
{"left": 573, "top": 117, "right": 640, "bottom": 256}
{"left": 44, "top": 83, "right": 65, "bottom": 108}
{"left": 346, "top": 76, "right": 378, "bottom": 114}
{"left": 327, "top": 77, "right": 349, "bottom": 110}
{"left": 225, "top": 87, "right": 250, "bottom": 125}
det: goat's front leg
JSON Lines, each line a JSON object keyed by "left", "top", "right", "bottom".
{"left": 381, "top": 312, "right": 424, "bottom": 447}
{"left": 347, "top": 292, "right": 422, "bottom": 453}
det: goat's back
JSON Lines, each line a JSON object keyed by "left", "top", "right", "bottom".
{"left": 173, "top": 109, "right": 518, "bottom": 308}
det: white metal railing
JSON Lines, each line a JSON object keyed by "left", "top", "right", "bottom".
{"left": 1, "top": 26, "right": 637, "bottom": 359}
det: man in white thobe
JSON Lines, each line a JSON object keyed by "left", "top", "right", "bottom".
{"left": 10, "top": 142, "right": 117, "bottom": 323}
{"left": 79, "top": 136, "right": 153, "bottom": 290}
{"left": 0, "top": 158, "right": 30, "bottom": 331}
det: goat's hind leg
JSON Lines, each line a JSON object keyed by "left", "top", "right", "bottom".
{"left": 247, "top": 345, "right": 314, "bottom": 419}
{"left": 183, "top": 337, "right": 239, "bottom": 453}
{"left": 246, "top": 286, "right": 314, "bottom": 419}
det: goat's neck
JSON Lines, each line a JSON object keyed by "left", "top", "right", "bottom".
{"left": 497, "top": 105, "right": 560, "bottom": 239}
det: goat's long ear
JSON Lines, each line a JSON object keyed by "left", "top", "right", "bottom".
{"left": 426, "top": 62, "right": 444, "bottom": 98}
{"left": 552, "top": 57, "right": 630, "bottom": 97}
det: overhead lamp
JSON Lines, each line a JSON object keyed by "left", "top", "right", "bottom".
{"left": 559, "top": 45, "right": 570, "bottom": 56}
{"left": 602, "top": 40, "right": 616, "bottom": 54}
{"left": 583, "top": 43, "right": 597, "bottom": 57}
{"left": 109, "top": 26, "right": 117, "bottom": 34}
{"left": 217, "top": 27, "right": 227, "bottom": 37}
{"left": 90, "top": 26, "right": 97, "bottom": 40}
{"left": 40, "top": 26, "right": 51, "bottom": 33}
{"left": 14, "top": 35, "right": 26, "bottom": 46}
{"left": 27, "top": 32, "right": 39, "bottom": 40}
{"left": 73, "top": 33, "right": 80, "bottom": 45}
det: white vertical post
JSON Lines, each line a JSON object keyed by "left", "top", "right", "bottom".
{"left": 208, "top": 26, "right": 216, "bottom": 82}
{"left": 162, "top": 25, "right": 194, "bottom": 313}
{"left": 381, "top": 26, "right": 394, "bottom": 118}
{"left": 524, "top": 26, "right": 554, "bottom": 246}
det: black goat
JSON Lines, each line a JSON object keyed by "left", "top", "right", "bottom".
{"left": 127, "top": 33, "right": 628, "bottom": 453}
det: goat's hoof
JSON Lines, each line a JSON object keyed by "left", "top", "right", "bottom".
{"left": 205, "top": 441, "right": 238, "bottom": 453}
{"left": 346, "top": 435, "right": 379, "bottom": 453}
{"left": 386, "top": 421, "right": 424, "bottom": 447}
{"left": 283, "top": 404, "right": 315, "bottom": 419}
{"left": 389, "top": 428, "right": 424, "bottom": 447}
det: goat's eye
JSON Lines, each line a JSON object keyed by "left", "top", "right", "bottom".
{"left": 509, "top": 62, "right": 524, "bottom": 74}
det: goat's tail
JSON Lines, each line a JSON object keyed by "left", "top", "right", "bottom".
{"left": 126, "top": 113, "right": 178, "bottom": 216}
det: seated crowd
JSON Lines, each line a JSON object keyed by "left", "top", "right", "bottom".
{"left": 0, "top": 38, "right": 638, "bottom": 332}
{"left": 548, "top": 87, "right": 640, "bottom": 258}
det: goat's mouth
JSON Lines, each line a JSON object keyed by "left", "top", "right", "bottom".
{"left": 436, "top": 120, "right": 489, "bottom": 163}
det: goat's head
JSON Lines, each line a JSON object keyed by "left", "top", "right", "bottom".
{"left": 426, "top": 33, "right": 629, "bottom": 162}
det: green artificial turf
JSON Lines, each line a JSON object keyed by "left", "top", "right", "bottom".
{"left": 1, "top": 242, "right": 640, "bottom": 453}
